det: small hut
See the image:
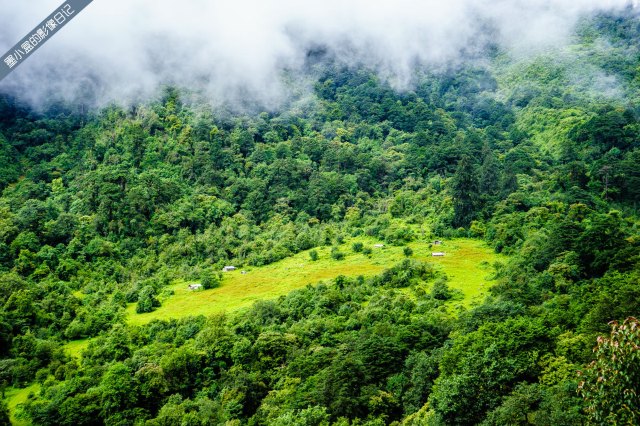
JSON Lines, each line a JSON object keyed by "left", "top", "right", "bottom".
{"left": 222, "top": 266, "right": 236, "bottom": 272}
{"left": 433, "top": 240, "right": 443, "bottom": 246}
{"left": 431, "top": 252, "right": 445, "bottom": 257}
{"left": 373, "top": 244, "right": 385, "bottom": 248}
{"left": 188, "top": 284, "right": 203, "bottom": 291}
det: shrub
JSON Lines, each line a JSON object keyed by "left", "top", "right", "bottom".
{"left": 309, "top": 250, "right": 319, "bottom": 261}
{"left": 431, "top": 277, "right": 452, "bottom": 300}
{"left": 201, "top": 268, "right": 220, "bottom": 290}
{"left": 136, "top": 285, "right": 160, "bottom": 313}
{"left": 384, "top": 224, "right": 416, "bottom": 245}
{"left": 352, "top": 242, "right": 364, "bottom": 253}
{"left": 331, "top": 248, "right": 345, "bottom": 261}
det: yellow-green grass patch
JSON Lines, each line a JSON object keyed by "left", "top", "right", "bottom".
{"left": 126, "top": 237, "right": 504, "bottom": 326}
{"left": 4, "top": 383, "right": 39, "bottom": 426}
{"left": 418, "top": 239, "right": 505, "bottom": 311}
{"left": 64, "top": 338, "right": 91, "bottom": 359}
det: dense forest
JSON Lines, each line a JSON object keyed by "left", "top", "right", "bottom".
{"left": 0, "top": 8, "right": 639, "bottom": 426}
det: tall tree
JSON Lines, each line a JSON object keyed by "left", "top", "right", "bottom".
{"left": 479, "top": 145, "right": 500, "bottom": 197}
{"left": 451, "top": 155, "right": 479, "bottom": 228}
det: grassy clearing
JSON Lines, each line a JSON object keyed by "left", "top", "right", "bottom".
{"left": 4, "top": 383, "right": 39, "bottom": 426}
{"left": 127, "top": 237, "right": 504, "bottom": 326}
{"left": 425, "top": 239, "right": 504, "bottom": 312}
{"left": 64, "top": 338, "right": 91, "bottom": 359}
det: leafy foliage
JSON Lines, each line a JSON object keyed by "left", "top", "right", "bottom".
{"left": 578, "top": 317, "right": 640, "bottom": 425}
{"left": 0, "top": 8, "right": 639, "bottom": 425}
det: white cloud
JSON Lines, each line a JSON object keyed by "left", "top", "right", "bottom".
{"left": 0, "top": 0, "right": 634, "bottom": 108}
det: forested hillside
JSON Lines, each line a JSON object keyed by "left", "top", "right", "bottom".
{"left": 0, "top": 10, "right": 639, "bottom": 426}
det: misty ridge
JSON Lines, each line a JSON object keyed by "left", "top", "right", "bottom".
{"left": 0, "top": 0, "right": 638, "bottom": 110}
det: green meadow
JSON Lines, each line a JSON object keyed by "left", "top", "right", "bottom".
{"left": 63, "top": 338, "right": 91, "bottom": 359}
{"left": 5, "top": 384, "right": 39, "bottom": 426}
{"left": 126, "top": 237, "right": 504, "bottom": 326}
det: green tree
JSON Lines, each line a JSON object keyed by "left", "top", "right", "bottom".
{"left": 321, "top": 353, "right": 366, "bottom": 419}
{"left": 479, "top": 145, "right": 500, "bottom": 197}
{"left": 309, "top": 250, "right": 319, "bottom": 261}
{"left": 136, "top": 285, "right": 160, "bottom": 314}
{"left": 331, "top": 247, "right": 345, "bottom": 261}
{"left": 99, "top": 362, "right": 138, "bottom": 420}
{"left": 0, "top": 399, "right": 9, "bottom": 426}
{"left": 431, "top": 278, "right": 451, "bottom": 301}
{"left": 200, "top": 268, "right": 220, "bottom": 290}
{"left": 430, "top": 317, "right": 552, "bottom": 424}
{"left": 271, "top": 406, "right": 330, "bottom": 426}
{"left": 451, "top": 155, "right": 479, "bottom": 228}
{"left": 578, "top": 317, "right": 640, "bottom": 425}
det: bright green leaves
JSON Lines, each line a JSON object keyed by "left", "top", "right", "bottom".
{"left": 579, "top": 317, "right": 640, "bottom": 425}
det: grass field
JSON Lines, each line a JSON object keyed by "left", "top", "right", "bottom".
{"left": 428, "top": 238, "right": 504, "bottom": 309}
{"left": 64, "top": 338, "right": 91, "bottom": 359}
{"left": 4, "top": 384, "right": 39, "bottom": 426}
{"left": 126, "top": 237, "right": 504, "bottom": 326}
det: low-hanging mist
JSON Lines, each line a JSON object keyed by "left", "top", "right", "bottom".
{"left": 0, "top": 0, "right": 636, "bottom": 109}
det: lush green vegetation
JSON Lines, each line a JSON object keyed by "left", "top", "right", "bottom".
{"left": 4, "top": 384, "right": 38, "bottom": 426}
{"left": 0, "top": 9, "right": 639, "bottom": 426}
{"left": 124, "top": 237, "right": 501, "bottom": 326}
